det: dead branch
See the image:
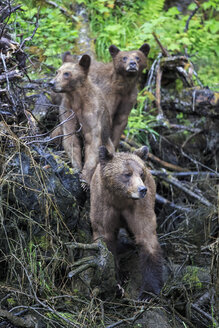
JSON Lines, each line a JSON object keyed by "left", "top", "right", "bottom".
{"left": 0, "top": 69, "right": 22, "bottom": 83}
{"left": 105, "top": 306, "right": 147, "bottom": 328}
{"left": 184, "top": 1, "right": 200, "bottom": 32}
{"left": 0, "top": 308, "right": 34, "bottom": 328}
{"left": 45, "top": 0, "right": 77, "bottom": 23}
{"left": 68, "top": 264, "right": 95, "bottom": 278}
{"left": 156, "top": 193, "right": 191, "bottom": 213}
{"left": 65, "top": 241, "right": 99, "bottom": 251}
{"left": 155, "top": 64, "right": 163, "bottom": 117}
{"left": 148, "top": 151, "right": 188, "bottom": 172}
{"left": 191, "top": 303, "right": 218, "bottom": 326}
{"left": 152, "top": 170, "right": 219, "bottom": 178}
{"left": 151, "top": 33, "right": 195, "bottom": 117}
{"left": 120, "top": 141, "right": 188, "bottom": 172}
{"left": 152, "top": 32, "right": 169, "bottom": 57}
{"left": 153, "top": 170, "right": 214, "bottom": 207}
{"left": 20, "top": 9, "right": 39, "bottom": 48}
{"left": 66, "top": 242, "right": 105, "bottom": 279}
{"left": 168, "top": 123, "right": 202, "bottom": 134}
{"left": 0, "top": 3, "right": 21, "bottom": 24}
{"left": 194, "top": 291, "right": 210, "bottom": 307}
{"left": 160, "top": 55, "right": 194, "bottom": 87}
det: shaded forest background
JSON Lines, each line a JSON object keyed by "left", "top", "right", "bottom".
{"left": 0, "top": 0, "right": 218, "bottom": 327}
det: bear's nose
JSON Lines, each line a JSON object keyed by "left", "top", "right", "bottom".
{"left": 48, "top": 80, "right": 55, "bottom": 87}
{"left": 129, "top": 61, "right": 137, "bottom": 69}
{"left": 138, "top": 186, "right": 147, "bottom": 198}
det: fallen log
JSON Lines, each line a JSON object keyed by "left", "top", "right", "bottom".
{"left": 161, "top": 87, "right": 219, "bottom": 118}
{"left": 0, "top": 308, "right": 34, "bottom": 328}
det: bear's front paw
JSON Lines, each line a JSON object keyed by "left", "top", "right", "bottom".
{"left": 79, "top": 174, "right": 89, "bottom": 192}
{"left": 116, "top": 283, "right": 125, "bottom": 298}
{"left": 138, "top": 291, "right": 156, "bottom": 302}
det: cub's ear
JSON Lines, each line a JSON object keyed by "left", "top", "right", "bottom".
{"left": 134, "top": 146, "right": 149, "bottom": 161}
{"left": 109, "top": 45, "right": 120, "bottom": 58}
{"left": 62, "top": 51, "right": 74, "bottom": 63}
{"left": 79, "top": 54, "right": 91, "bottom": 71}
{"left": 139, "top": 43, "right": 150, "bottom": 57}
{"left": 99, "top": 146, "right": 114, "bottom": 165}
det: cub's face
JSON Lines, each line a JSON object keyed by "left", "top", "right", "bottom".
{"left": 50, "top": 54, "right": 91, "bottom": 93}
{"left": 109, "top": 44, "right": 150, "bottom": 77}
{"left": 50, "top": 63, "right": 86, "bottom": 93}
{"left": 99, "top": 147, "right": 148, "bottom": 200}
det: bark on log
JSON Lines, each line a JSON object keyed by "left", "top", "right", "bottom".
{"left": 161, "top": 88, "right": 219, "bottom": 117}
{"left": 0, "top": 308, "right": 34, "bottom": 328}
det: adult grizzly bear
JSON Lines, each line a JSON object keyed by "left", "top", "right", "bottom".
{"left": 89, "top": 44, "right": 150, "bottom": 148}
{"left": 49, "top": 54, "right": 113, "bottom": 184}
{"left": 90, "top": 146, "right": 163, "bottom": 300}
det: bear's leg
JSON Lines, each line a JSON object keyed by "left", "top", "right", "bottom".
{"left": 125, "top": 213, "right": 163, "bottom": 300}
{"left": 50, "top": 126, "right": 62, "bottom": 146}
{"left": 138, "top": 242, "right": 163, "bottom": 300}
{"left": 62, "top": 121, "right": 82, "bottom": 170}
{"left": 82, "top": 143, "right": 99, "bottom": 184}
{"left": 111, "top": 101, "right": 133, "bottom": 148}
{"left": 59, "top": 105, "right": 82, "bottom": 170}
{"left": 102, "top": 209, "right": 121, "bottom": 281}
{"left": 63, "top": 133, "right": 82, "bottom": 170}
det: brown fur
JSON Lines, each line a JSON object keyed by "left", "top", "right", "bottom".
{"left": 49, "top": 54, "right": 113, "bottom": 184}
{"left": 90, "top": 146, "right": 163, "bottom": 300}
{"left": 89, "top": 44, "right": 150, "bottom": 148}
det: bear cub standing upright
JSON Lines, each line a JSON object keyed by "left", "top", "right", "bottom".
{"left": 90, "top": 146, "right": 163, "bottom": 300}
{"left": 90, "top": 44, "right": 150, "bottom": 148}
{"left": 50, "top": 53, "right": 113, "bottom": 184}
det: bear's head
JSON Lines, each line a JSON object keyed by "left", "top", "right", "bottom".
{"left": 108, "top": 44, "right": 150, "bottom": 77}
{"left": 50, "top": 54, "right": 91, "bottom": 93}
{"left": 99, "top": 146, "right": 149, "bottom": 200}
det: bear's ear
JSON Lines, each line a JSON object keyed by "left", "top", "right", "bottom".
{"left": 109, "top": 45, "right": 120, "bottom": 58}
{"left": 134, "top": 146, "right": 149, "bottom": 161}
{"left": 62, "top": 51, "right": 74, "bottom": 63}
{"left": 79, "top": 54, "right": 91, "bottom": 71}
{"left": 99, "top": 146, "right": 114, "bottom": 165}
{"left": 139, "top": 43, "right": 150, "bottom": 57}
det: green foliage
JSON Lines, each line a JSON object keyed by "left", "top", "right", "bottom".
{"left": 10, "top": 2, "right": 78, "bottom": 70}
{"left": 24, "top": 241, "right": 53, "bottom": 293}
{"left": 80, "top": 0, "right": 219, "bottom": 86}
{"left": 125, "top": 88, "right": 159, "bottom": 144}
{"left": 79, "top": 0, "right": 165, "bottom": 61}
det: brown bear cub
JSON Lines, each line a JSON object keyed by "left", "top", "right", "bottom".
{"left": 89, "top": 44, "right": 150, "bottom": 148}
{"left": 90, "top": 146, "right": 163, "bottom": 300}
{"left": 49, "top": 53, "right": 113, "bottom": 184}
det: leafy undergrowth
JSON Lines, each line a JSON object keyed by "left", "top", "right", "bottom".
{"left": 82, "top": 0, "right": 219, "bottom": 87}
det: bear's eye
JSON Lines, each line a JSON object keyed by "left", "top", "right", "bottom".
{"left": 63, "top": 72, "right": 70, "bottom": 78}
{"left": 140, "top": 172, "right": 145, "bottom": 180}
{"left": 135, "top": 56, "right": 140, "bottom": 62}
{"left": 122, "top": 56, "right": 127, "bottom": 62}
{"left": 124, "top": 172, "right": 132, "bottom": 178}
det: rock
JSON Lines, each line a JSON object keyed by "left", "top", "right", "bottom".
{"left": 1, "top": 146, "right": 85, "bottom": 239}
{"left": 135, "top": 308, "right": 185, "bottom": 328}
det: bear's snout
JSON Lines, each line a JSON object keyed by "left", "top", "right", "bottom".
{"left": 138, "top": 186, "right": 147, "bottom": 198}
{"left": 127, "top": 60, "right": 138, "bottom": 72}
{"left": 49, "top": 80, "right": 55, "bottom": 87}
{"left": 49, "top": 79, "right": 63, "bottom": 93}
{"left": 129, "top": 60, "right": 137, "bottom": 70}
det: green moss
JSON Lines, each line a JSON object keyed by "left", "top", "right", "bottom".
{"left": 182, "top": 267, "right": 203, "bottom": 289}
{"left": 7, "top": 298, "right": 17, "bottom": 306}
{"left": 33, "top": 235, "right": 50, "bottom": 250}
